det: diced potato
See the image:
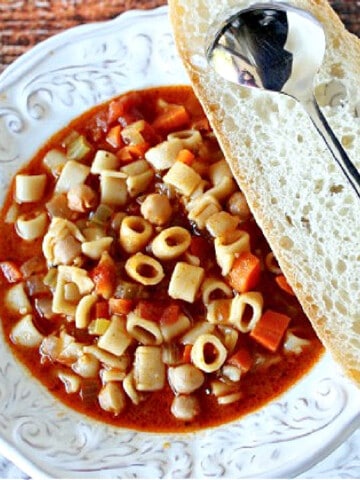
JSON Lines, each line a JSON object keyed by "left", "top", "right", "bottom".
{"left": 11, "top": 314, "right": 44, "bottom": 348}
{"left": 5, "top": 282, "right": 32, "bottom": 315}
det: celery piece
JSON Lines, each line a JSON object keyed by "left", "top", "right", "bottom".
{"left": 88, "top": 318, "right": 111, "bottom": 335}
{"left": 43, "top": 268, "right": 58, "bottom": 290}
{"left": 67, "top": 134, "right": 92, "bottom": 161}
{"left": 61, "top": 130, "right": 80, "bottom": 148}
{"left": 89, "top": 204, "right": 114, "bottom": 226}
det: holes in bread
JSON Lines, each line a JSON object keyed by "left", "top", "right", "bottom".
{"left": 315, "top": 79, "right": 347, "bottom": 108}
{"left": 354, "top": 102, "right": 360, "bottom": 118}
{"left": 329, "top": 184, "right": 344, "bottom": 194}
{"left": 330, "top": 63, "right": 345, "bottom": 79}
{"left": 279, "top": 236, "right": 293, "bottom": 250}
{"left": 341, "top": 135, "right": 354, "bottom": 149}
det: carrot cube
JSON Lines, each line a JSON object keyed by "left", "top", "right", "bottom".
{"left": 228, "top": 252, "right": 261, "bottom": 293}
{"left": 250, "top": 309, "right": 291, "bottom": 352}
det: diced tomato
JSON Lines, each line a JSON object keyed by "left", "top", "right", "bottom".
{"left": 108, "top": 92, "right": 144, "bottom": 127}
{"left": 109, "top": 297, "right": 133, "bottom": 316}
{"left": 228, "top": 347, "right": 253, "bottom": 373}
{"left": 190, "top": 236, "right": 212, "bottom": 265}
{"left": 160, "top": 303, "right": 180, "bottom": 326}
{"left": 135, "top": 300, "right": 166, "bottom": 322}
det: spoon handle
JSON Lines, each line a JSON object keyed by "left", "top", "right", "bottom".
{"left": 302, "top": 96, "right": 360, "bottom": 199}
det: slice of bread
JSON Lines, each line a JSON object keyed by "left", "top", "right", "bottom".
{"left": 169, "top": 0, "right": 360, "bottom": 387}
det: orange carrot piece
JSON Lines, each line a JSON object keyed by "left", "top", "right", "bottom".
{"left": 108, "top": 99, "right": 125, "bottom": 124}
{"left": 117, "top": 142, "right": 149, "bottom": 162}
{"left": 106, "top": 125, "right": 123, "bottom": 148}
{"left": 228, "top": 347, "right": 253, "bottom": 373}
{"left": 152, "top": 105, "right": 190, "bottom": 133}
{"left": 250, "top": 309, "right": 291, "bottom": 352}
{"left": 109, "top": 298, "right": 133, "bottom": 316}
{"left": 182, "top": 344, "right": 193, "bottom": 364}
{"left": 0, "top": 261, "right": 23, "bottom": 283}
{"left": 275, "top": 274, "right": 295, "bottom": 296}
{"left": 160, "top": 303, "right": 180, "bottom": 326}
{"left": 228, "top": 252, "right": 261, "bottom": 293}
{"left": 176, "top": 148, "right": 195, "bottom": 165}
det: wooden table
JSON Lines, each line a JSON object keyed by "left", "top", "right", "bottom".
{"left": 0, "top": 0, "right": 359, "bottom": 73}
{"left": 0, "top": 0, "right": 359, "bottom": 478}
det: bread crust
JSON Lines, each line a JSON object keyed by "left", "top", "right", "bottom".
{"left": 169, "top": 0, "right": 360, "bottom": 387}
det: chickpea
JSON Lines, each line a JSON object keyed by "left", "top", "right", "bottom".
{"left": 72, "top": 353, "right": 100, "bottom": 378}
{"left": 168, "top": 364, "right": 205, "bottom": 394}
{"left": 171, "top": 394, "right": 200, "bottom": 421}
{"left": 227, "top": 191, "right": 251, "bottom": 222}
{"left": 53, "top": 235, "right": 82, "bottom": 265}
{"left": 140, "top": 193, "right": 172, "bottom": 226}
{"left": 67, "top": 184, "right": 97, "bottom": 213}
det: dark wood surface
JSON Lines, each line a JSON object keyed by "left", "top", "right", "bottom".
{"left": 0, "top": 0, "right": 359, "bottom": 74}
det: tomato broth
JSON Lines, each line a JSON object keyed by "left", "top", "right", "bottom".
{"left": 0, "top": 86, "right": 323, "bottom": 432}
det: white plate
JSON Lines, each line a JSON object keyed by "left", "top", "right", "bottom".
{"left": 0, "top": 6, "right": 359, "bottom": 478}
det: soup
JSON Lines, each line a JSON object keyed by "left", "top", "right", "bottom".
{"left": 0, "top": 86, "right": 323, "bottom": 432}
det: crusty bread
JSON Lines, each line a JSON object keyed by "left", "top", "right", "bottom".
{"left": 168, "top": 0, "right": 360, "bottom": 387}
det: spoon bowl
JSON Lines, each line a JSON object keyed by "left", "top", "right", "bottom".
{"left": 207, "top": 2, "right": 360, "bottom": 197}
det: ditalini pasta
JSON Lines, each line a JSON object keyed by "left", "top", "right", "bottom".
{"left": 0, "top": 86, "right": 323, "bottom": 433}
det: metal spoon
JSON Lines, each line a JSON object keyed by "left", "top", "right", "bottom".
{"left": 206, "top": 2, "right": 360, "bottom": 198}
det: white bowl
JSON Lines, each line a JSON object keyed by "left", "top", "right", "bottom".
{"left": 0, "top": 6, "right": 359, "bottom": 478}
